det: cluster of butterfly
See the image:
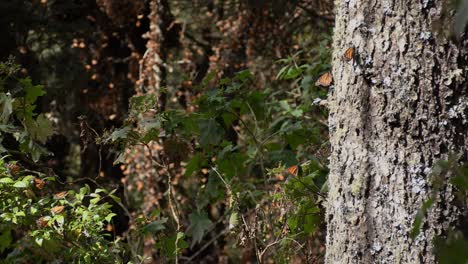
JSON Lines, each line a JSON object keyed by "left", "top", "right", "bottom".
{"left": 314, "top": 47, "right": 354, "bottom": 87}
{"left": 5, "top": 163, "right": 69, "bottom": 227}
{"left": 36, "top": 191, "right": 68, "bottom": 228}
{"left": 33, "top": 176, "right": 69, "bottom": 227}
{"left": 279, "top": 48, "right": 355, "bottom": 179}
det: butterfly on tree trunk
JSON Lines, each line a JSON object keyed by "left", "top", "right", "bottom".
{"left": 315, "top": 72, "right": 333, "bottom": 87}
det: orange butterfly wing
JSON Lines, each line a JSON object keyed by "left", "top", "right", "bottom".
{"left": 51, "top": 205, "right": 65, "bottom": 214}
{"left": 36, "top": 216, "right": 50, "bottom": 228}
{"left": 343, "top": 47, "right": 354, "bottom": 61}
{"left": 287, "top": 165, "right": 299, "bottom": 176}
{"left": 7, "top": 163, "right": 20, "bottom": 175}
{"left": 315, "top": 72, "right": 333, "bottom": 87}
{"left": 54, "top": 191, "right": 68, "bottom": 199}
{"left": 34, "top": 177, "right": 45, "bottom": 190}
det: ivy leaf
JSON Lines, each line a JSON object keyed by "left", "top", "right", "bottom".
{"left": 186, "top": 211, "right": 212, "bottom": 248}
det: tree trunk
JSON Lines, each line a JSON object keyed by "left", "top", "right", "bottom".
{"left": 326, "top": 0, "right": 467, "bottom": 263}
{"left": 122, "top": 0, "right": 174, "bottom": 260}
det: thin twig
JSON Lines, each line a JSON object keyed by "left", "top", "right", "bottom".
{"left": 259, "top": 237, "right": 305, "bottom": 262}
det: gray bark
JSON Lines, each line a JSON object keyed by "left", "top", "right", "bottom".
{"left": 326, "top": 0, "right": 467, "bottom": 263}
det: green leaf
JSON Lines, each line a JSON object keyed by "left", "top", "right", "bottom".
{"left": 185, "top": 153, "right": 203, "bottom": 176}
{"left": 0, "top": 177, "right": 14, "bottom": 184}
{"left": 140, "top": 128, "right": 159, "bottom": 144}
{"left": 283, "top": 67, "right": 303, "bottom": 80}
{"left": 13, "top": 180, "right": 28, "bottom": 188}
{"left": 55, "top": 215, "right": 64, "bottom": 225}
{"left": 287, "top": 216, "right": 298, "bottom": 231}
{"left": 156, "top": 232, "right": 188, "bottom": 257}
{"left": 33, "top": 114, "right": 54, "bottom": 143}
{"left": 35, "top": 237, "right": 44, "bottom": 247}
{"left": 19, "top": 139, "right": 51, "bottom": 162}
{"left": 105, "top": 213, "right": 117, "bottom": 223}
{"left": 186, "top": 211, "right": 212, "bottom": 248}
{"left": 109, "top": 194, "right": 121, "bottom": 203}
{"left": 113, "top": 152, "right": 125, "bottom": 165}
{"left": 228, "top": 212, "right": 238, "bottom": 229}
{"left": 198, "top": 119, "right": 224, "bottom": 147}
{"left": 279, "top": 100, "right": 291, "bottom": 111}
{"left": 435, "top": 231, "right": 468, "bottom": 264}
{"left": 141, "top": 217, "right": 168, "bottom": 234}
{"left": 21, "top": 78, "right": 45, "bottom": 104}
{"left": 235, "top": 70, "right": 253, "bottom": 82}
{"left": 201, "top": 71, "right": 216, "bottom": 87}
{"left": 109, "top": 127, "right": 131, "bottom": 142}
{"left": 290, "top": 108, "right": 303, "bottom": 117}
{"left": 410, "top": 198, "right": 434, "bottom": 239}
{"left": 0, "top": 228, "right": 12, "bottom": 253}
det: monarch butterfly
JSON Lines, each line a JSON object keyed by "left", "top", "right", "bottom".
{"left": 34, "top": 177, "right": 45, "bottom": 190}
{"left": 315, "top": 72, "right": 333, "bottom": 87}
{"left": 7, "top": 163, "right": 20, "bottom": 175}
{"left": 287, "top": 165, "right": 299, "bottom": 176}
{"left": 51, "top": 205, "right": 65, "bottom": 214}
{"left": 343, "top": 47, "right": 355, "bottom": 61}
{"left": 36, "top": 216, "right": 50, "bottom": 228}
{"left": 54, "top": 191, "right": 68, "bottom": 199}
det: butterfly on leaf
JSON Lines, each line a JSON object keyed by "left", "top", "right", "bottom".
{"left": 54, "top": 191, "right": 68, "bottom": 199}
{"left": 34, "top": 177, "right": 45, "bottom": 190}
{"left": 343, "top": 47, "right": 355, "bottom": 61}
{"left": 315, "top": 72, "right": 333, "bottom": 87}
{"left": 275, "top": 165, "right": 299, "bottom": 181}
{"left": 51, "top": 205, "right": 65, "bottom": 214}
{"left": 7, "top": 163, "right": 21, "bottom": 175}
{"left": 36, "top": 216, "right": 50, "bottom": 228}
{"left": 286, "top": 165, "right": 299, "bottom": 176}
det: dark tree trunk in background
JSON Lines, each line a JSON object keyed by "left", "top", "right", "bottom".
{"left": 326, "top": 0, "right": 467, "bottom": 263}
{"left": 121, "top": 0, "right": 176, "bottom": 260}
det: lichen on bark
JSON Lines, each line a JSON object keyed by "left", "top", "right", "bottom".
{"left": 326, "top": 0, "right": 467, "bottom": 263}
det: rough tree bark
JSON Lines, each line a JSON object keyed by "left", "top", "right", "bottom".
{"left": 326, "top": 0, "right": 467, "bottom": 263}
